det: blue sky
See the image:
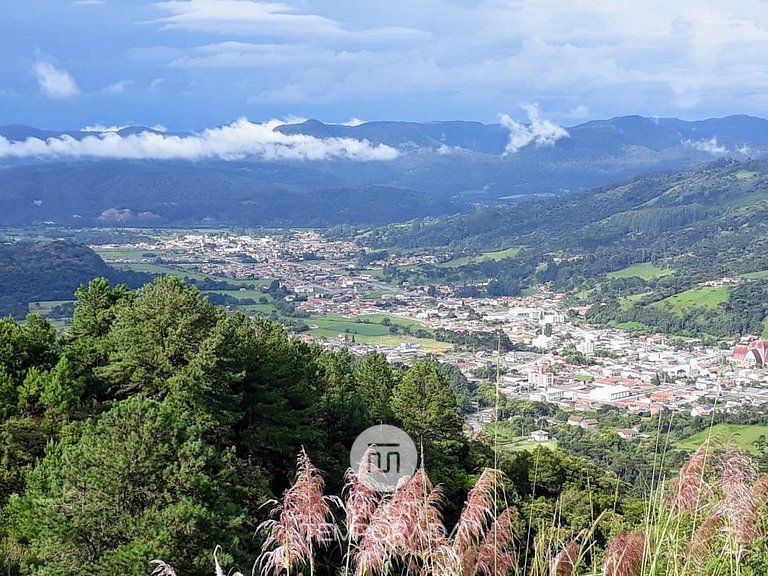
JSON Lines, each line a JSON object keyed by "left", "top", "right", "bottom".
{"left": 4, "top": 0, "right": 768, "bottom": 130}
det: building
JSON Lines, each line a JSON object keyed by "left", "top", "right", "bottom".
{"left": 528, "top": 364, "right": 554, "bottom": 388}
{"left": 588, "top": 384, "right": 631, "bottom": 403}
{"left": 567, "top": 416, "right": 599, "bottom": 430}
{"left": 732, "top": 339, "right": 768, "bottom": 366}
{"left": 617, "top": 428, "right": 639, "bottom": 440}
{"left": 528, "top": 430, "right": 551, "bottom": 442}
{"left": 577, "top": 338, "right": 595, "bottom": 356}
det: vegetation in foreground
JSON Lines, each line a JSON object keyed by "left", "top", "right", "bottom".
{"left": 155, "top": 443, "right": 768, "bottom": 576}
{"left": 0, "top": 275, "right": 766, "bottom": 575}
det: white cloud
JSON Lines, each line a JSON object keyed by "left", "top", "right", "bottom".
{"left": 684, "top": 137, "right": 728, "bottom": 155}
{"left": 499, "top": 104, "right": 569, "bottom": 154}
{"left": 142, "top": 0, "right": 768, "bottom": 120}
{"left": 101, "top": 80, "right": 130, "bottom": 94}
{"left": 0, "top": 118, "right": 399, "bottom": 161}
{"left": 150, "top": 1, "right": 427, "bottom": 42}
{"left": 81, "top": 124, "right": 130, "bottom": 132}
{"left": 341, "top": 118, "right": 366, "bottom": 127}
{"left": 33, "top": 59, "right": 79, "bottom": 99}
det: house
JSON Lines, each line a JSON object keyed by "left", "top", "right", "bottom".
{"left": 582, "top": 418, "right": 599, "bottom": 430}
{"left": 690, "top": 404, "right": 714, "bottom": 417}
{"left": 567, "top": 415, "right": 585, "bottom": 427}
{"left": 617, "top": 428, "right": 639, "bottom": 440}
{"left": 566, "top": 415, "right": 599, "bottom": 430}
{"left": 528, "top": 430, "right": 551, "bottom": 442}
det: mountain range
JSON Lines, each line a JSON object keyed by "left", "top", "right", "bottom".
{"left": 2, "top": 115, "right": 768, "bottom": 227}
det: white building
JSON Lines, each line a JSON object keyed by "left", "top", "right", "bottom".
{"left": 528, "top": 430, "right": 551, "bottom": 442}
{"left": 587, "top": 384, "right": 631, "bottom": 403}
{"left": 528, "top": 367, "right": 554, "bottom": 388}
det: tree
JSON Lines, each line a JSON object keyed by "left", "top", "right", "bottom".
{"left": 353, "top": 352, "right": 397, "bottom": 423}
{"left": 6, "top": 396, "right": 255, "bottom": 576}
{"left": 98, "top": 276, "right": 223, "bottom": 398}
{"left": 390, "top": 360, "right": 463, "bottom": 441}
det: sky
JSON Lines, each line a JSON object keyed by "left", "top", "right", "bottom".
{"left": 4, "top": 0, "right": 768, "bottom": 130}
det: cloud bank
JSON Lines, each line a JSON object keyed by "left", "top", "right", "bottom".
{"left": 0, "top": 118, "right": 399, "bottom": 161}
{"left": 684, "top": 137, "right": 728, "bottom": 155}
{"left": 33, "top": 59, "right": 79, "bottom": 99}
{"left": 500, "top": 105, "right": 569, "bottom": 154}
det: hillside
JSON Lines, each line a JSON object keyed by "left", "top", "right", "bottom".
{"left": 369, "top": 159, "right": 768, "bottom": 337}
{"left": 2, "top": 115, "right": 768, "bottom": 227}
{"left": 0, "top": 241, "right": 149, "bottom": 318}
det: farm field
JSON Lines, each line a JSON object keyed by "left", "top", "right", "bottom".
{"left": 307, "top": 314, "right": 430, "bottom": 337}
{"left": 113, "top": 262, "right": 264, "bottom": 286}
{"left": 94, "top": 247, "right": 152, "bottom": 260}
{"left": 675, "top": 424, "right": 768, "bottom": 454}
{"left": 28, "top": 300, "right": 73, "bottom": 314}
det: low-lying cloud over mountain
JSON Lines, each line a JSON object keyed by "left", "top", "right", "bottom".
{"left": 3, "top": 114, "right": 768, "bottom": 228}
{"left": 499, "top": 104, "right": 569, "bottom": 154}
{"left": 0, "top": 118, "right": 399, "bottom": 162}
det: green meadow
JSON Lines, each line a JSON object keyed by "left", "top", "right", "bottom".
{"left": 675, "top": 423, "right": 768, "bottom": 454}
{"left": 651, "top": 285, "right": 729, "bottom": 313}
{"left": 606, "top": 262, "right": 674, "bottom": 280}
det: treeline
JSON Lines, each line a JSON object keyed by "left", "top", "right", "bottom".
{"left": 0, "top": 276, "right": 639, "bottom": 575}
{"left": 434, "top": 328, "right": 518, "bottom": 352}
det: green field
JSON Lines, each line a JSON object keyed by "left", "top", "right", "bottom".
{"left": 606, "top": 262, "right": 674, "bottom": 280}
{"left": 484, "top": 423, "right": 559, "bottom": 452}
{"left": 307, "top": 329, "right": 450, "bottom": 352}
{"left": 114, "top": 262, "right": 264, "bottom": 286}
{"left": 743, "top": 269, "right": 768, "bottom": 279}
{"left": 675, "top": 424, "right": 768, "bottom": 454}
{"left": 203, "top": 289, "right": 268, "bottom": 301}
{"left": 436, "top": 247, "right": 521, "bottom": 268}
{"left": 651, "top": 285, "right": 729, "bottom": 313}
{"left": 619, "top": 291, "right": 653, "bottom": 310}
{"left": 356, "top": 313, "right": 429, "bottom": 330}
{"left": 93, "top": 248, "right": 151, "bottom": 260}
{"left": 307, "top": 314, "right": 429, "bottom": 337}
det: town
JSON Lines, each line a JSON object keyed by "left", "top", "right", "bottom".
{"left": 95, "top": 230, "right": 768, "bottom": 425}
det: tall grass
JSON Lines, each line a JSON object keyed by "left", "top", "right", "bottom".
{"left": 152, "top": 442, "right": 768, "bottom": 575}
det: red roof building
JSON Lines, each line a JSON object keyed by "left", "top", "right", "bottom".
{"left": 732, "top": 339, "right": 768, "bottom": 366}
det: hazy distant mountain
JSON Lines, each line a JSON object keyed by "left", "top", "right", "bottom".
{"left": 1, "top": 115, "right": 768, "bottom": 227}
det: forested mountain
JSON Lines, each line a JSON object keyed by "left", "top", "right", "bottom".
{"left": 370, "top": 159, "right": 768, "bottom": 337}
{"left": 0, "top": 241, "right": 149, "bottom": 318}
{"left": 371, "top": 158, "right": 768, "bottom": 258}
{"left": 2, "top": 115, "right": 768, "bottom": 227}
